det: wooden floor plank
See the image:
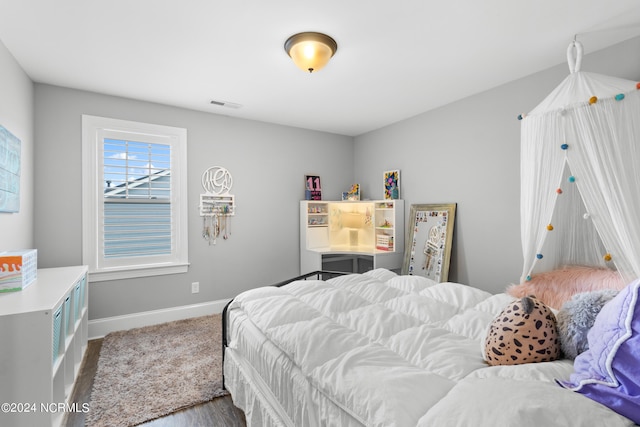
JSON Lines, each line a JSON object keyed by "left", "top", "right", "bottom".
{"left": 63, "top": 339, "right": 246, "bottom": 427}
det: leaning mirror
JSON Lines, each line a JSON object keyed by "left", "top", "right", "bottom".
{"left": 402, "top": 203, "right": 456, "bottom": 282}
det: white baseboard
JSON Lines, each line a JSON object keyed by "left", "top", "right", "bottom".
{"left": 88, "top": 299, "right": 231, "bottom": 340}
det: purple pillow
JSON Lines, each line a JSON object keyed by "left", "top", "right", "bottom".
{"left": 557, "top": 278, "right": 640, "bottom": 423}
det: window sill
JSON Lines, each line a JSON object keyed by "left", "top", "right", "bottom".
{"left": 89, "top": 262, "right": 190, "bottom": 282}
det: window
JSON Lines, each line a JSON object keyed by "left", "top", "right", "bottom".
{"left": 82, "top": 115, "right": 188, "bottom": 281}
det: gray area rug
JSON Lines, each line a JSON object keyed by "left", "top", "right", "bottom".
{"left": 86, "top": 314, "right": 229, "bottom": 426}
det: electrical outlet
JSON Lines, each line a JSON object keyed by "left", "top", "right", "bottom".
{"left": 191, "top": 282, "right": 200, "bottom": 294}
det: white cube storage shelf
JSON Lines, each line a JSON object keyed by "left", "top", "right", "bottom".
{"left": 0, "top": 266, "right": 89, "bottom": 427}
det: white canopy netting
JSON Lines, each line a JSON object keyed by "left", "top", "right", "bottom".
{"left": 520, "top": 41, "right": 640, "bottom": 284}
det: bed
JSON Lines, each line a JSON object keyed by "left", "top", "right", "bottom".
{"left": 222, "top": 268, "right": 638, "bottom": 426}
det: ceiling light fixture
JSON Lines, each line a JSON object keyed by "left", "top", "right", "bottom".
{"left": 284, "top": 32, "right": 337, "bottom": 73}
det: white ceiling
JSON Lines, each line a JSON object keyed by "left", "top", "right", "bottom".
{"left": 1, "top": 1, "right": 640, "bottom": 136}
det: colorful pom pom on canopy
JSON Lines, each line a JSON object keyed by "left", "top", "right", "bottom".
{"left": 546, "top": 224, "right": 554, "bottom": 231}
{"left": 526, "top": 275, "right": 531, "bottom": 281}
{"left": 561, "top": 143, "right": 569, "bottom": 150}
{"left": 556, "top": 188, "right": 563, "bottom": 194}
{"left": 615, "top": 93, "right": 625, "bottom": 101}
{"left": 636, "top": 82, "right": 640, "bottom": 90}
{"left": 536, "top": 253, "right": 543, "bottom": 259}
{"left": 568, "top": 176, "right": 575, "bottom": 183}
{"left": 589, "top": 96, "right": 598, "bottom": 104}
{"left": 604, "top": 253, "right": 612, "bottom": 262}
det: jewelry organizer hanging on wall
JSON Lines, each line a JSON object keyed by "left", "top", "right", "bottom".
{"left": 199, "top": 166, "right": 235, "bottom": 245}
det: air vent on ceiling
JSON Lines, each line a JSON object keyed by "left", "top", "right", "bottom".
{"left": 210, "top": 100, "right": 242, "bottom": 109}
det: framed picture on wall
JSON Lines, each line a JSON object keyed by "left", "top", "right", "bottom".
{"left": 383, "top": 170, "right": 400, "bottom": 199}
{"left": 402, "top": 203, "right": 456, "bottom": 282}
{"left": 305, "top": 175, "right": 322, "bottom": 200}
{"left": 0, "top": 125, "right": 21, "bottom": 213}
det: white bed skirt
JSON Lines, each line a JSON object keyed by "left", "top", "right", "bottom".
{"left": 224, "top": 349, "right": 289, "bottom": 427}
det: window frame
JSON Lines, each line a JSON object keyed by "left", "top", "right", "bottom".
{"left": 82, "top": 115, "right": 189, "bottom": 282}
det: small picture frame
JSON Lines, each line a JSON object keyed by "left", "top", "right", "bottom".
{"left": 342, "top": 184, "right": 360, "bottom": 201}
{"left": 305, "top": 175, "right": 322, "bottom": 200}
{"left": 384, "top": 170, "right": 400, "bottom": 200}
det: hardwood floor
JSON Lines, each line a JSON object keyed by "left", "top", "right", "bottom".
{"left": 64, "top": 339, "right": 247, "bottom": 427}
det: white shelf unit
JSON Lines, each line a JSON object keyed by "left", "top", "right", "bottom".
{"left": 0, "top": 266, "right": 89, "bottom": 427}
{"left": 300, "top": 200, "right": 404, "bottom": 274}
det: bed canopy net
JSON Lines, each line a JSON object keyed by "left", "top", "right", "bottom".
{"left": 520, "top": 40, "right": 640, "bottom": 285}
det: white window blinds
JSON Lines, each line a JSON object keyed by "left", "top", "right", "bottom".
{"left": 103, "top": 139, "right": 172, "bottom": 258}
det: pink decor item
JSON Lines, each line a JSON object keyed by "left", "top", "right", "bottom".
{"left": 507, "top": 265, "right": 626, "bottom": 310}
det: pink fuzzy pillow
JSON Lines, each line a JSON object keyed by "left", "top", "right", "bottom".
{"left": 507, "top": 266, "right": 625, "bottom": 310}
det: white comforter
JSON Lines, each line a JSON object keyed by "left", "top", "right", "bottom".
{"left": 224, "top": 269, "right": 635, "bottom": 426}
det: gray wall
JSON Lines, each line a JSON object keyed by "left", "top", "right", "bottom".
{"left": 33, "top": 85, "right": 354, "bottom": 319}
{"left": 354, "top": 36, "right": 640, "bottom": 294}
{"left": 0, "top": 40, "right": 34, "bottom": 250}
{"left": 9, "top": 35, "right": 640, "bottom": 321}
